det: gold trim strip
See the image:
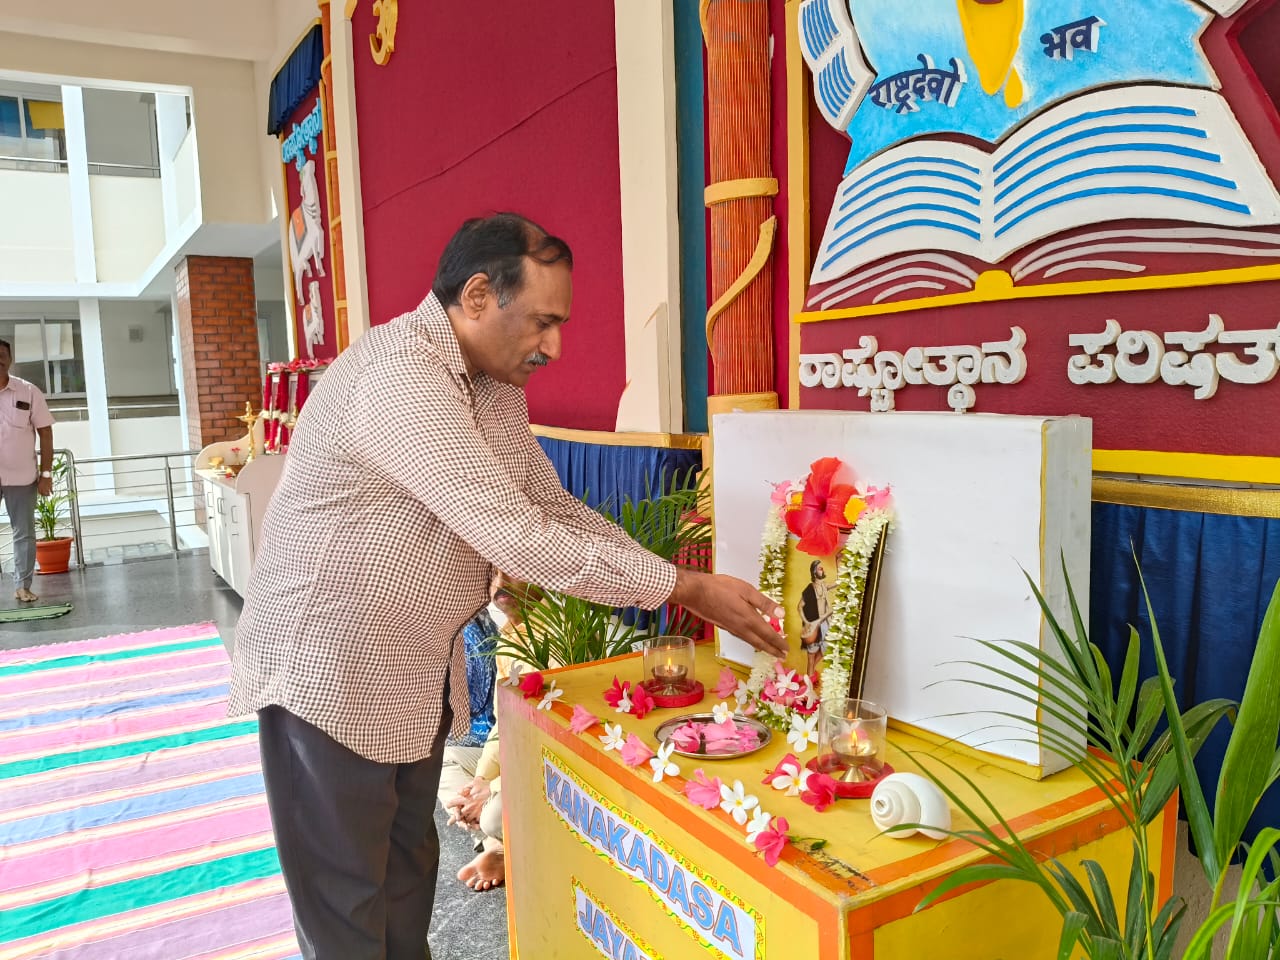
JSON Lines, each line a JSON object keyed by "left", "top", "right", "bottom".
{"left": 699, "top": 0, "right": 711, "bottom": 42}
{"left": 706, "top": 215, "right": 778, "bottom": 341}
{"left": 785, "top": 0, "right": 808, "bottom": 412}
{"left": 797, "top": 262, "right": 1280, "bottom": 323}
{"left": 530, "top": 425, "right": 704, "bottom": 450}
{"left": 703, "top": 177, "right": 779, "bottom": 206}
{"left": 1093, "top": 449, "right": 1280, "bottom": 484}
{"left": 344, "top": 0, "right": 358, "bottom": 17}
{"left": 1092, "top": 479, "right": 1280, "bottom": 519}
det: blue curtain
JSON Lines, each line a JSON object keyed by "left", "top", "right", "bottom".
{"left": 536, "top": 436, "right": 703, "bottom": 629}
{"left": 267, "top": 25, "right": 323, "bottom": 136}
{"left": 535, "top": 436, "right": 701, "bottom": 512}
{"left": 1091, "top": 501, "right": 1280, "bottom": 847}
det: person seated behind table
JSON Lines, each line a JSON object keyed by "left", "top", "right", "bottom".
{"left": 438, "top": 574, "right": 533, "bottom": 892}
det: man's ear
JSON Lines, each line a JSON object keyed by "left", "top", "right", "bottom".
{"left": 459, "top": 273, "right": 491, "bottom": 320}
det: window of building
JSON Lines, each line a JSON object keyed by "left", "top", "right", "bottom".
{"left": 0, "top": 317, "right": 85, "bottom": 398}
{"left": 0, "top": 92, "right": 67, "bottom": 171}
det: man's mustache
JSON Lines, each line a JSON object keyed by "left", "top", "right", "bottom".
{"left": 525, "top": 353, "right": 550, "bottom": 367}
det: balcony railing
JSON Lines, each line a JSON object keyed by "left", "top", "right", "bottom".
{"left": 0, "top": 448, "right": 208, "bottom": 570}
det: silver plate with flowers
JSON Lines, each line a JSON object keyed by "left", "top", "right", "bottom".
{"left": 654, "top": 712, "right": 773, "bottom": 760}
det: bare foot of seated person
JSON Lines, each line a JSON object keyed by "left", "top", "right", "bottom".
{"left": 457, "top": 839, "right": 505, "bottom": 892}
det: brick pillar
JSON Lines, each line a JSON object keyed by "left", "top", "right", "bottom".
{"left": 175, "top": 256, "right": 261, "bottom": 451}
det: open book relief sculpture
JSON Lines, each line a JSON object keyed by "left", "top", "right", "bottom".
{"left": 799, "top": 0, "right": 1280, "bottom": 310}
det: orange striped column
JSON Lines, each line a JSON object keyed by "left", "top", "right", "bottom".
{"left": 702, "top": 0, "right": 779, "bottom": 411}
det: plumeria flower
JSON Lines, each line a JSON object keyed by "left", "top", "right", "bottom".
{"left": 733, "top": 680, "right": 752, "bottom": 710}
{"left": 602, "top": 676, "right": 630, "bottom": 710}
{"left": 711, "top": 701, "right": 734, "bottom": 725}
{"left": 719, "top": 779, "right": 760, "bottom": 826}
{"left": 774, "top": 664, "right": 802, "bottom": 695}
{"left": 798, "top": 674, "right": 819, "bottom": 710}
{"left": 501, "top": 663, "right": 524, "bottom": 687}
{"left": 787, "top": 713, "right": 819, "bottom": 753}
{"left": 765, "top": 754, "right": 812, "bottom": 797}
{"left": 745, "top": 808, "right": 773, "bottom": 846}
{"left": 649, "top": 742, "right": 680, "bottom": 783}
{"left": 599, "top": 722, "right": 626, "bottom": 752}
{"left": 616, "top": 689, "right": 633, "bottom": 714}
{"left": 537, "top": 682, "right": 564, "bottom": 711}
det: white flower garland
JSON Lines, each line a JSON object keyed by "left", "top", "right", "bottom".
{"left": 746, "top": 487, "right": 892, "bottom": 732}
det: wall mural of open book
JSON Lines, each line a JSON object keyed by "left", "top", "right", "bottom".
{"left": 791, "top": 0, "right": 1280, "bottom": 480}
{"left": 799, "top": 0, "right": 1280, "bottom": 303}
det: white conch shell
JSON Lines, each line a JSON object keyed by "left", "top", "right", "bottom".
{"left": 870, "top": 772, "right": 951, "bottom": 840}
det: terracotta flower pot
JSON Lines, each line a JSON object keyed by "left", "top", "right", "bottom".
{"left": 36, "top": 537, "right": 73, "bottom": 574}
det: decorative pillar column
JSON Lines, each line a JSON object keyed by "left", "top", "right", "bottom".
{"left": 702, "top": 0, "right": 779, "bottom": 420}
{"left": 174, "top": 256, "right": 261, "bottom": 451}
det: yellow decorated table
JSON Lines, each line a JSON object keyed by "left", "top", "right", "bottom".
{"left": 499, "top": 647, "right": 1175, "bottom": 960}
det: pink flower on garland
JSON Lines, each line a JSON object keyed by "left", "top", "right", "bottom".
{"left": 785, "top": 457, "right": 857, "bottom": 556}
{"left": 630, "top": 684, "right": 656, "bottom": 720}
{"left": 753, "top": 816, "right": 790, "bottom": 867}
{"left": 684, "top": 769, "right": 724, "bottom": 810}
{"left": 603, "top": 676, "right": 630, "bottom": 710}
{"left": 518, "top": 671, "right": 546, "bottom": 700}
{"left": 568, "top": 704, "right": 598, "bottom": 734}
{"left": 714, "top": 667, "right": 739, "bottom": 701}
{"left": 620, "top": 733, "right": 655, "bottom": 768}
{"left": 801, "top": 771, "right": 839, "bottom": 813}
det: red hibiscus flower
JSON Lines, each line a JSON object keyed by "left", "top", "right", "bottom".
{"left": 603, "top": 676, "right": 630, "bottom": 710}
{"left": 785, "top": 458, "right": 857, "bottom": 556}
{"left": 518, "top": 671, "right": 546, "bottom": 700}
{"left": 801, "top": 772, "right": 839, "bottom": 812}
{"left": 753, "top": 816, "right": 790, "bottom": 867}
{"left": 630, "top": 684, "right": 656, "bottom": 720}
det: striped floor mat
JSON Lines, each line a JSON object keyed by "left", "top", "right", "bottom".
{"left": 0, "top": 624, "right": 300, "bottom": 960}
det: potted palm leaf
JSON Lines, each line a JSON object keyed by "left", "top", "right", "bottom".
{"left": 910, "top": 561, "right": 1279, "bottom": 959}
{"left": 35, "top": 455, "right": 74, "bottom": 574}
{"left": 494, "top": 468, "right": 711, "bottom": 670}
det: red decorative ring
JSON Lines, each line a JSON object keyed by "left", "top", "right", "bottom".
{"left": 805, "top": 757, "right": 896, "bottom": 798}
{"left": 640, "top": 679, "right": 706, "bottom": 709}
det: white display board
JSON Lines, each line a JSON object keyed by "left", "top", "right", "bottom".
{"left": 712, "top": 411, "right": 1091, "bottom": 777}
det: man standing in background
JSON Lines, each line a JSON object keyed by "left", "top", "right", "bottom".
{"left": 0, "top": 338, "right": 55, "bottom": 603}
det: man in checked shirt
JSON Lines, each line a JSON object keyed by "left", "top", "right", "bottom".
{"left": 228, "top": 213, "right": 788, "bottom": 960}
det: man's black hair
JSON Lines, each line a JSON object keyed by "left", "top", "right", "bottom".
{"left": 432, "top": 213, "right": 573, "bottom": 309}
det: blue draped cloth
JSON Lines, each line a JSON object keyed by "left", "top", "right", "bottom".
{"left": 1091, "top": 501, "right": 1280, "bottom": 846}
{"left": 534, "top": 436, "right": 701, "bottom": 512}
{"left": 449, "top": 609, "right": 498, "bottom": 748}
{"left": 535, "top": 434, "right": 703, "bottom": 630}
{"left": 266, "top": 24, "right": 323, "bottom": 136}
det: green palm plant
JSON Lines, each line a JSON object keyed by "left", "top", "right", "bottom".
{"left": 493, "top": 469, "right": 711, "bottom": 670}
{"left": 911, "top": 560, "right": 1280, "bottom": 960}
{"left": 35, "top": 455, "right": 73, "bottom": 541}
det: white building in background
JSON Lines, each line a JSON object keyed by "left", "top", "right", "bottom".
{"left": 0, "top": 72, "right": 292, "bottom": 562}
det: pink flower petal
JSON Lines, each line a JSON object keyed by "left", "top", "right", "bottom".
{"left": 683, "top": 769, "right": 724, "bottom": 810}
{"left": 518, "top": 671, "right": 545, "bottom": 700}
{"left": 714, "top": 667, "right": 739, "bottom": 701}
{"left": 630, "top": 685, "right": 656, "bottom": 719}
{"left": 568, "top": 704, "right": 598, "bottom": 735}
{"left": 620, "top": 734, "right": 656, "bottom": 768}
{"left": 754, "top": 816, "right": 790, "bottom": 867}
{"left": 602, "top": 676, "right": 629, "bottom": 709}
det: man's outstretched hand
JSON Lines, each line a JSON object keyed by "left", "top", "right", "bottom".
{"left": 668, "top": 569, "right": 787, "bottom": 658}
